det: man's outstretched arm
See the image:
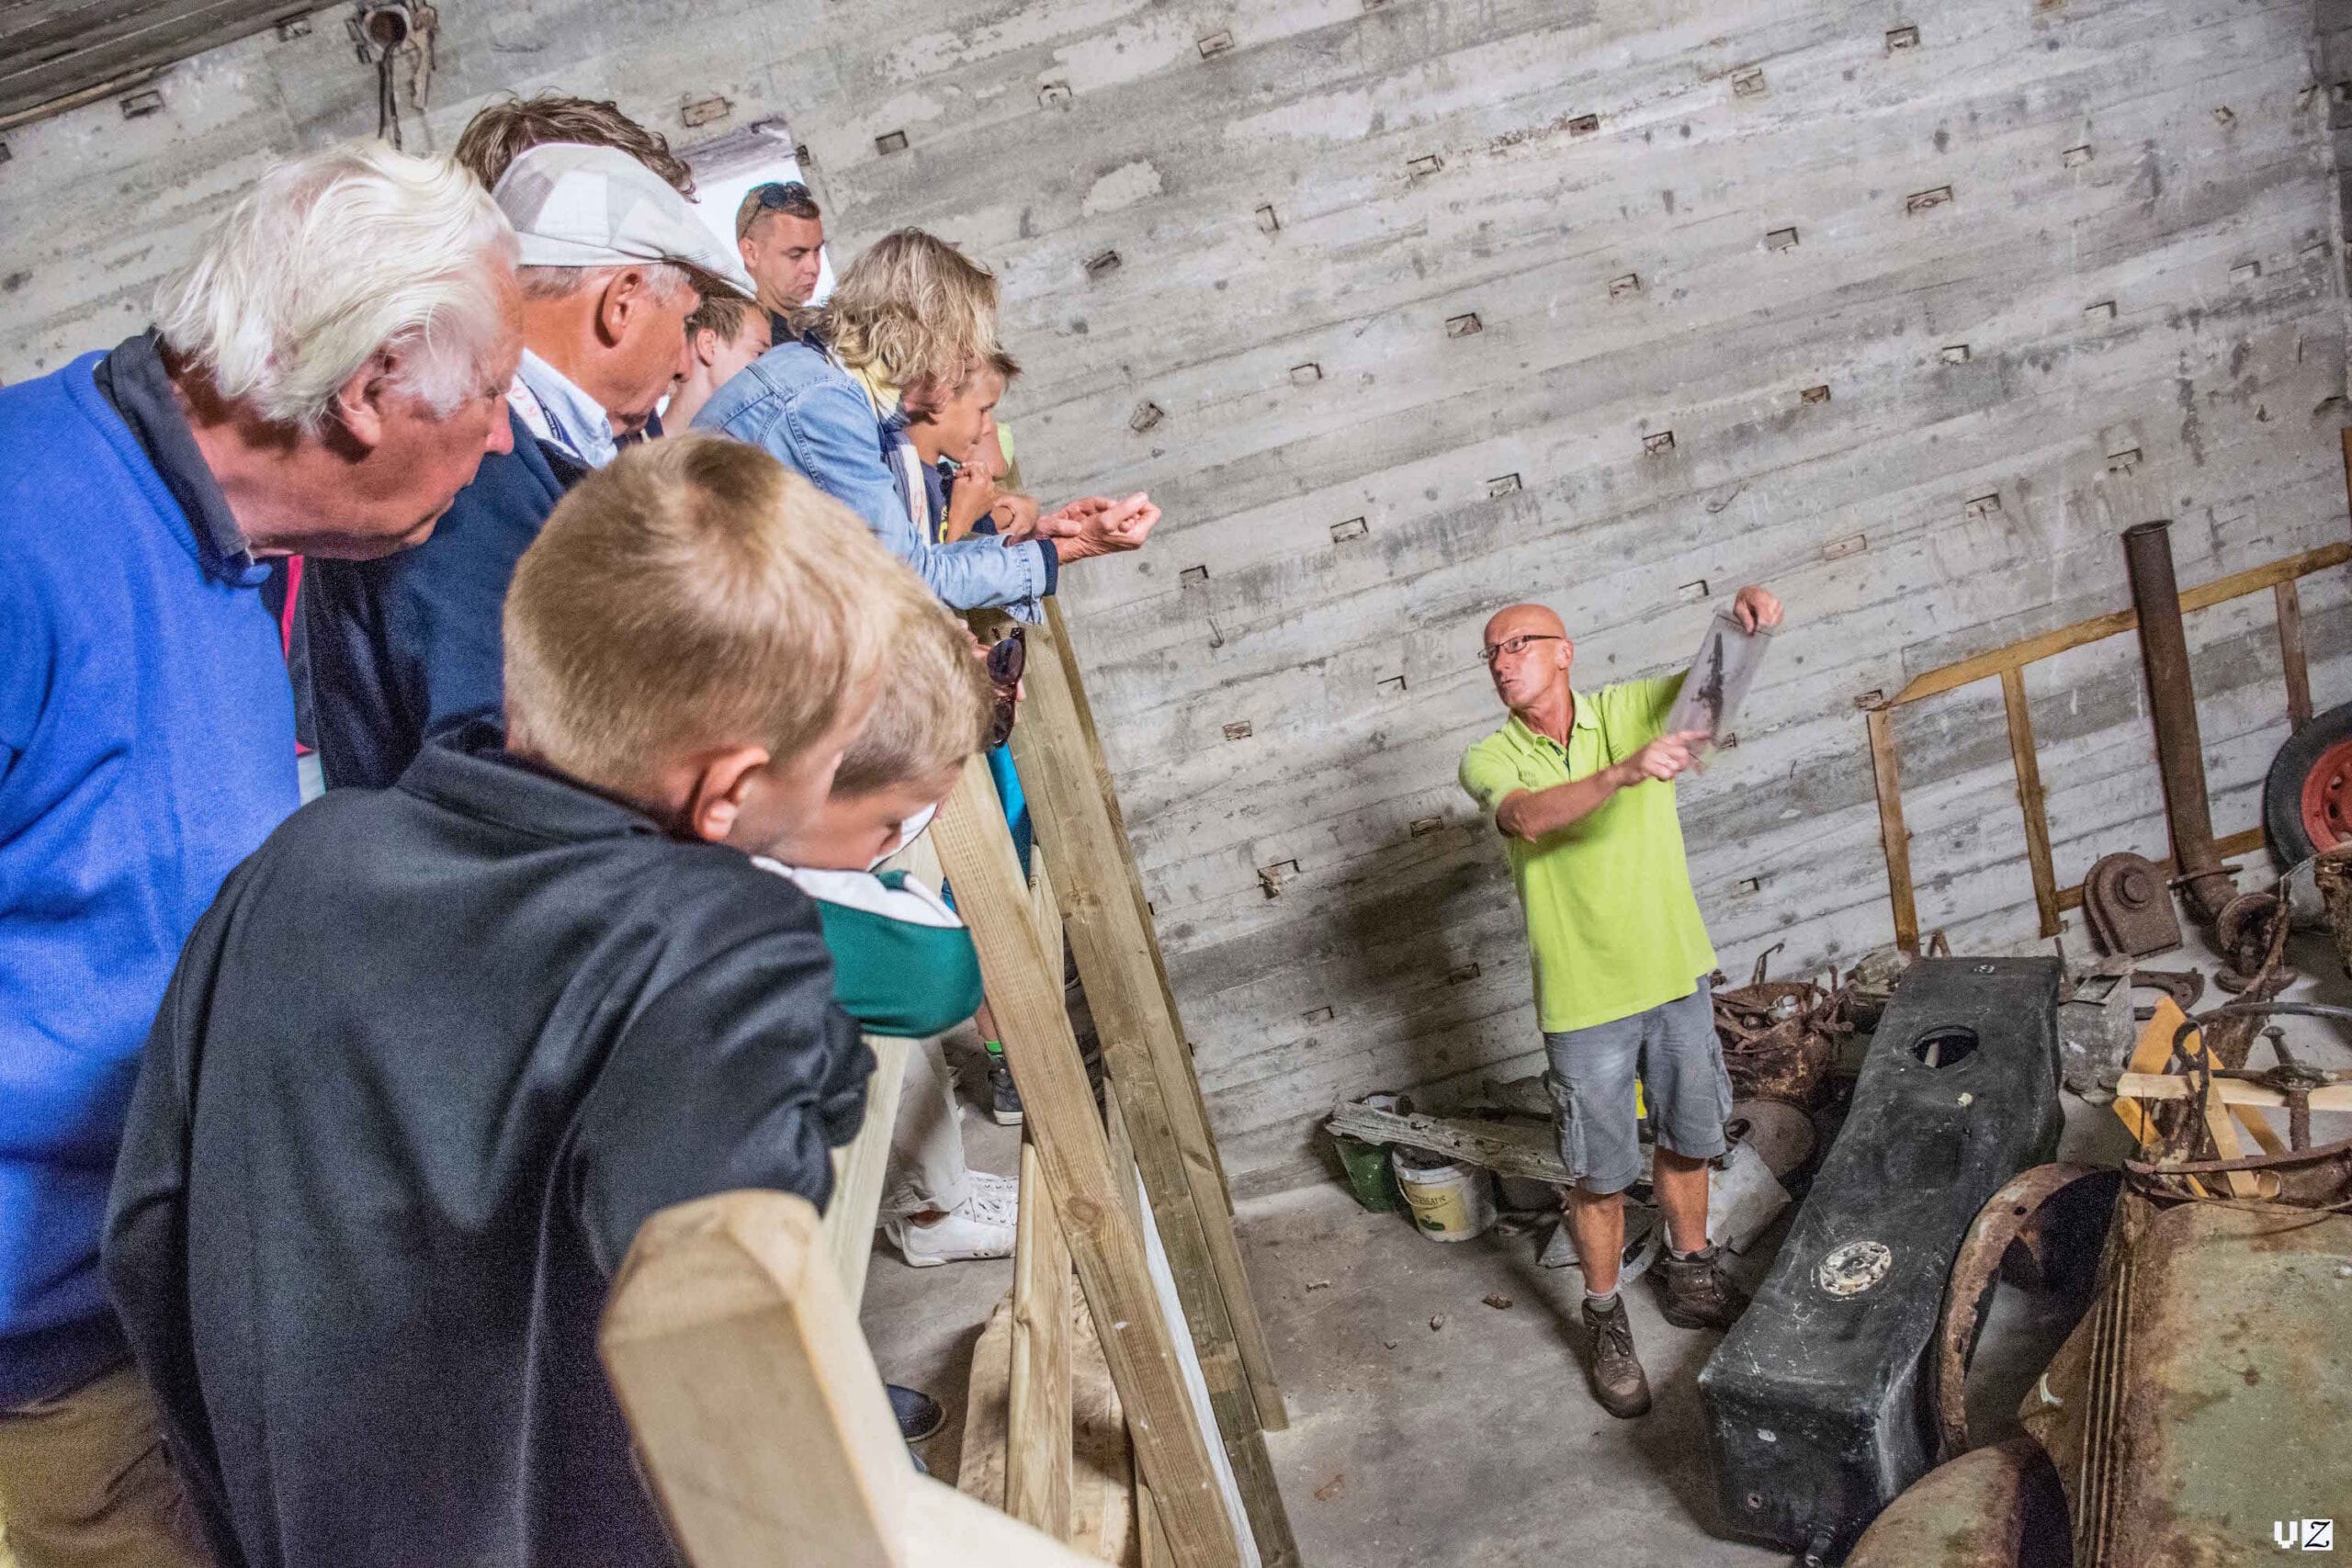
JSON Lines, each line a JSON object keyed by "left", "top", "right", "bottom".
{"left": 1489, "top": 731, "right": 1707, "bottom": 843}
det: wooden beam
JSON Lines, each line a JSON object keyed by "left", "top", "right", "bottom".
{"left": 1889, "top": 541, "right": 2351, "bottom": 706}
{"left": 1108, "top": 1081, "right": 1187, "bottom": 1568}
{"left": 601, "top": 1190, "right": 1102, "bottom": 1568}
{"left": 1868, "top": 707, "right": 1920, "bottom": 955}
{"left": 1999, "top": 668, "right": 2062, "bottom": 940}
{"left": 823, "top": 1033, "right": 909, "bottom": 1311}
{"left": 2341, "top": 428, "right": 2352, "bottom": 534}
{"left": 932, "top": 754, "right": 1243, "bottom": 1568}
{"left": 1069, "top": 1291, "right": 1138, "bottom": 1565}
{"left": 2276, "top": 577, "right": 2313, "bottom": 731}
{"left": 1032, "top": 852, "right": 1066, "bottom": 973}
{"left": 1323, "top": 1101, "right": 1568, "bottom": 1183}
{"left": 1009, "top": 1138, "right": 1076, "bottom": 1540}
{"left": 1002, "top": 603, "right": 1296, "bottom": 1562}
{"left": 905, "top": 1472, "right": 1114, "bottom": 1566}
{"left": 1033, "top": 605, "right": 1284, "bottom": 1425}
{"left": 2114, "top": 1073, "right": 2352, "bottom": 1111}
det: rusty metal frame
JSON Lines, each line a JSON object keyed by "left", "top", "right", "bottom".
{"left": 1933, "top": 1163, "right": 2112, "bottom": 1463}
{"left": 1867, "top": 542, "right": 2348, "bottom": 953}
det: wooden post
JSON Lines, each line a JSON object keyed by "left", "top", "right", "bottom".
{"left": 1867, "top": 707, "right": 1920, "bottom": 954}
{"left": 1007, "top": 1138, "right": 1075, "bottom": 1540}
{"left": 1001, "top": 604, "right": 1297, "bottom": 1562}
{"left": 1112, "top": 1080, "right": 1178, "bottom": 1568}
{"left": 600, "top": 1190, "right": 1102, "bottom": 1568}
{"left": 2276, "top": 578, "right": 2313, "bottom": 731}
{"left": 822, "top": 1033, "right": 908, "bottom": 1310}
{"left": 933, "top": 754, "right": 1244, "bottom": 1568}
{"left": 1998, "top": 668, "right": 2062, "bottom": 939}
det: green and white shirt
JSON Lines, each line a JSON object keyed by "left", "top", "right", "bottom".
{"left": 752, "top": 863, "right": 984, "bottom": 1039}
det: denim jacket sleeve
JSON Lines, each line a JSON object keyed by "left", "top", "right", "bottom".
{"left": 733, "top": 377, "right": 1053, "bottom": 612}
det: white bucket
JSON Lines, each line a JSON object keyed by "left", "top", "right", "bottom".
{"left": 1391, "top": 1147, "right": 1497, "bottom": 1242}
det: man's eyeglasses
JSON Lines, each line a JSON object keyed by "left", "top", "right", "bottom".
{"left": 1480, "top": 633, "right": 1562, "bottom": 664}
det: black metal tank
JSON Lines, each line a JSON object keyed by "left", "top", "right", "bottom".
{"left": 1698, "top": 956, "right": 2064, "bottom": 1562}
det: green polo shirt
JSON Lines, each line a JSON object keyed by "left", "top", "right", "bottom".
{"left": 1458, "top": 676, "right": 1717, "bottom": 1034}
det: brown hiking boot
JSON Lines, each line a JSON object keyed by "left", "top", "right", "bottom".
{"left": 1580, "top": 1295, "right": 1653, "bottom": 1418}
{"left": 1657, "top": 1243, "right": 1750, "bottom": 1331}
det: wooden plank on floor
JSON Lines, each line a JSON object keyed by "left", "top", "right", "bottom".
{"left": 1325, "top": 1100, "right": 1568, "bottom": 1182}
{"left": 933, "top": 753, "right": 1244, "bottom": 1568}
{"left": 1009, "top": 1138, "right": 1076, "bottom": 1540}
{"left": 960, "top": 1292, "right": 1015, "bottom": 1511}
{"left": 1005, "top": 600, "right": 1298, "bottom": 1562}
{"left": 823, "top": 1033, "right": 909, "bottom": 1312}
{"left": 1071, "top": 1286, "right": 1138, "bottom": 1565}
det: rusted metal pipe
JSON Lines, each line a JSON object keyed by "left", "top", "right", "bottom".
{"left": 2121, "top": 520, "right": 2235, "bottom": 924}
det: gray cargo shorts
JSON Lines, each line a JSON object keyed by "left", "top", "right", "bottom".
{"left": 1541, "top": 976, "right": 1731, "bottom": 1196}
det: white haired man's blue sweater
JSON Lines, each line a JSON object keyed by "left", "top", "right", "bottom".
{"left": 0, "top": 344, "right": 298, "bottom": 1406}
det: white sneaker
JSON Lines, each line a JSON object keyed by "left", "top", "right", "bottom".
{"left": 965, "top": 1168, "right": 1020, "bottom": 1206}
{"left": 887, "top": 1185, "right": 1018, "bottom": 1267}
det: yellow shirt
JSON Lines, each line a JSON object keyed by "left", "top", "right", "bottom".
{"left": 1458, "top": 677, "right": 1717, "bottom": 1033}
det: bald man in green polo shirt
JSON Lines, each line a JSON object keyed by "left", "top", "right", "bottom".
{"left": 1459, "top": 585, "right": 1782, "bottom": 1418}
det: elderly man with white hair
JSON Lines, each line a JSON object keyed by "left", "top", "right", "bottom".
{"left": 0, "top": 142, "right": 520, "bottom": 1566}
{"left": 304, "top": 138, "right": 757, "bottom": 789}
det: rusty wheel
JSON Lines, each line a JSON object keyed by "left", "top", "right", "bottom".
{"left": 2301, "top": 736, "right": 2352, "bottom": 852}
{"left": 2267, "top": 701, "right": 2352, "bottom": 866}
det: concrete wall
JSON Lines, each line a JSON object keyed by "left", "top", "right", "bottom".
{"left": 4, "top": 0, "right": 2348, "bottom": 1198}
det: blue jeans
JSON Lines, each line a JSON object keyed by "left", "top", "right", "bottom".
{"left": 1542, "top": 977, "right": 1730, "bottom": 1195}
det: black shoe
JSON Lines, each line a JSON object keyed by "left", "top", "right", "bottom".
{"left": 888, "top": 1382, "right": 944, "bottom": 1443}
{"left": 987, "top": 1053, "right": 1024, "bottom": 1126}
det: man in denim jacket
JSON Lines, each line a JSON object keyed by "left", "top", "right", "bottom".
{"left": 695, "top": 230, "right": 1157, "bottom": 615}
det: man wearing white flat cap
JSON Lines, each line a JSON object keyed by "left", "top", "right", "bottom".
{"left": 305, "top": 141, "right": 759, "bottom": 788}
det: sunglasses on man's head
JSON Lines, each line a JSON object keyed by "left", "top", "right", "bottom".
{"left": 750, "top": 181, "right": 812, "bottom": 209}
{"left": 1480, "top": 632, "right": 1562, "bottom": 664}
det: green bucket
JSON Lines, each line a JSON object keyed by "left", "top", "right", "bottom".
{"left": 1334, "top": 1092, "right": 1406, "bottom": 1212}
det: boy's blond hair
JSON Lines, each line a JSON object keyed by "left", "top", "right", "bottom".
{"left": 822, "top": 230, "right": 1000, "bottom": 393}
{"left": 503, "top": 434, "right": 910, "bottom": 790}
{"left": 831, "top": 596, "right": 993, "bottom": 799}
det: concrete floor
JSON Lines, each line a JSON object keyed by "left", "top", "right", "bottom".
{"left": 863, "top": 932, "right": 2352, "bottom": 1565}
